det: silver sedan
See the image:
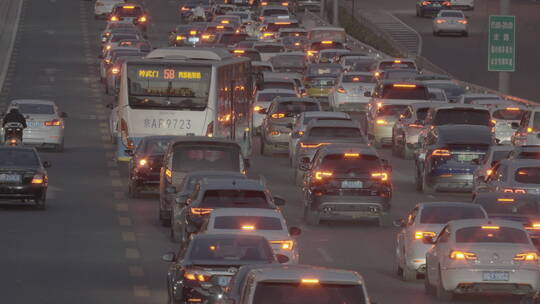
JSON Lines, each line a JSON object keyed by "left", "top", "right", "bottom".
{"left": 433, "top": 10, "right": 469, "bottom": 37}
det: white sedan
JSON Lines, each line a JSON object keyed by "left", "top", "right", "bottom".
{"left": 424, "top": 219, "right": 540, "bottom": 301}
{"left": 199, "top": 208, "right": 301, "bottom": 264}
{"left": 3, "top": 100, "right": 67, "bottom": 151}
{"left": 94, "top": 0, "right": 123, "bottom": 19}
{"left": 433, "top": 10, "right": 469, "bottom": 37}
{"left": 328, "top": 72, "right": 376, "bottom": 112}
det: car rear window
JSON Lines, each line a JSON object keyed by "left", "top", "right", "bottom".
{"left": 142, "top": 138, "right": 171, "bottom": 154}
{"left": 114, "top": 6, "right": 143, "bottom": 17}
{"left": 310, "top": 42, "right": 345, "bottom": 51}
{"left": 384, "top": 70, "right": 418, "bottom": 80}
{"left": 306, "top": 78, "right": 335, "bottom": 87}
{"left": 417, "top": 108, "right": 429, "bottom": 121}
{"left": 111, "top": 34, "right": 137, "bottom": 42}
{"left": 381, "top": 86, "right": 429, "bottom": 100}
{"left": 478, "top": 200, "right": 539, "bottom": 216}
{"left": 351, "top": 60, "right": 376, "bottom": 72}
{"left": 492, "top": 108, "right": 525, "bottom": 120}
{"left": 214, "top": 216, "right": 282, "bottom": 230}
{"left": 377, "top": 104, "right": 408, "bottom": 117}
{"left": 492, "top": 150, "right": 512, "bottom": 163}
{"left": 253, "top": 282, "right": 366, "bottom": 304}
{"left": 433, "top": 109, "right": 491, "bottom": 126}
{"left": 308, "top": 127, "right": 363, "bottom": 138}
{"left": 420, "top": 206, "right": 485, "bottom": 224}
{"left": 254, "top": 45, "right": 284, "bottom": 53}
{"left": 263, "top": 81, "right": 295, "bottom": 91}
{"left": 17, "top": 104, "right": 55, "bottom": 115}
{"left": 515, "top": 167, "right": 540, "bottom": 184}
{"left": 379, "top": 61, "right": 416, "bottom": 70}
{"left": 0, "top": 150, "right": 39, "bottom": 167}
{"left": 189, "top": 237, "right": 274, "bottom": 263}
{"left": 257, "top": 92, "right": 296, "bottom": 102}
{"left": 321, "top": 154, "right": 380, "bottom": 173}
{"left": 307, "top": 65, "right": 342, "bottom": 76}
{"left": 219, "top": 34, "right": 248, "bottom": 45}
{"left": 455, "top": 226, "right": 529, "bottom": 244}
{"left": 200, "top": 190, "right": 269, "bottom": 208}
{"left": 276, "top": 101, "right": 320, "bottom": 114}
{"left": 262, "top": 9, "right": 289, "bottom": 16}
{"left": 172, "top": 145, "right": 240, "bottom": 172}
{"left": 342, "top": 75, "right": 375, "bottom": 83}
{"left": 441, "top": 12, "right": 463, "bottom": 17}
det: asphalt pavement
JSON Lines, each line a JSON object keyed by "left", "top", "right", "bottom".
{"left": 0, "top": 0, "right": 529, "bottom": 303}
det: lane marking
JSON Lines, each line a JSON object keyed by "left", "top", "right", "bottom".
{"left": 122, "top": 231, "right": 136, "bottom": 241}
{"left": 109, "top": 169, "right": 120, "bottom": 177}
{"left": 0, "top": 0, "right": 24, "bottom": 92}
{"left": 112, "top": 179, "right": 123, "bottom": 187}
{"left": 106, "top": 160, "right": 117, "bottom": 168}
{"left": 119, "top": 216, "right": 132, "bottom": 226}
{"left": 116, "top": 203, "right": 128, "bottom": 212}
{"left": 101, "top": 135, "right": 110, "bottom": 142}
{"left": 114, "top": 191, "right": 125, "bottom": 200}
{"left": 106, "top": 151, "right": 115, "bottom": 159}
{"left": 317, "top": 247, "right": 335, "bottom": 263}
{"left": 45, "top": 29, "right": 56, "bottom": 35}
{"left": 133, "top": 285, "right": 150, "bottom": 297}
{"left": 128, "top": 265, "right": 145, "bottom": 277}
{"left": 125, "top": 248, "right": 141, "bottom": 259}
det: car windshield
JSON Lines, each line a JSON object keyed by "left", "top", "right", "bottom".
{"left": 16, "top": 104, "right": 55, "bottom": 115}
{"left": 200, "top": 190, "right": 269, "bottom": 208}
{"left": 188, "top": 237, "right": 274, "bottom": 264}
{"left": 456, "top": 226, "right": 529, "bottom": 244}
{"left": 321, "top": 154, "right": 380, "bottom": 173}
{"left": 377, "top": 105, "right": 408, "bottom": 117}
{"left": 433, "top": 109, "right": 491, "bottom": 126}
{"left": 515, "top": 167, "right": 540, "bottom": 184}
{"left": 114, "top": 6, "right": 143, "bottom": 17}
{"left": 214, "top": 216, "right": 282, "bottom": 230}
{"left": 308, "top": 127, "right": 363, "bottom": 139}
{"left": 426, "top": 83, "right": 465, "bottom": 98}
{"left": 441, "top": 12, "right": 463, "bottom": 18}
{"left": 111, "top": 34, "right": 137, "bottom": 42}
{"left": 0, "top": 150, "right": 39, "bottom": 167}
{"left": 306, "top": 78, "right": 335, "bottom": 87}
{"left": 492, "top": 108, "right": 525, "bottom": 120}
{"left": 351, "top": 60, "right": 376, "bottom": 72}
{"left": 479, "top": 199, "right": 539, "bottom": 216}
{"left": 276, "top": 102, "right": 320, "bottom": 114}
{"left": 381, "top": 86, "right": 429, "bottom": 100}
{"left": 420, "top": 206, "right": 485, "bottom": 224}
{"left": 172, "top": 145, "right": 240, "bottom": 172}
{"left": 142, "top": 138, "right": 172, "bottom": 154}
{"left": 254, "top": 45, "right": 284, "bottom": 53}
{"left": 253, "top": 282, "right": 366, "bottom": 304}
{"left": 342, "top": 75, "right": 375, "bottom": 83}
{"left": 257, "top": 92, "right": 295, "bottom": 102}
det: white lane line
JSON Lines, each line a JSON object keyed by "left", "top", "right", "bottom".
{"left": 122, "top": 231, "right": 136, "bottom": 241}
{"left": 317, "top": 247, "right": 335, "bottom": 263}
{"left": 106, "top": 160, "right": 117, "bottom": 167}
{"left": 45, "top": 29, "right": 55, "bottom": 35}
{"left": 114, "top": 191, "right": 125, "bottom": 200}
{"left": 0, "top": 0, "right": 23, "bottom": 92}
{"left": 116, "top": 203, "right": 128, "bottom": 212}
{"left": 111, "top": 179, "right": 123, "bottom": 188}
{"left": 125, "top": 248, "right": 141, "bottom": 259}
{"left": 109, "top": 169, "right": 120, "bottom": 177}
{"left": 128, "top": 266, "right": 145, "bottom": 277}
{"left": 119, "top": 216, "right": 132, "bottom": 226}
{"left": 133, "top": 285, "right": 150, "bottom": 297}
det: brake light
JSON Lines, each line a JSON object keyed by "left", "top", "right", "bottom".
{"left": 261, "top": 1, "right": 268, "bottom": 5}
{"left": 408, "top": 123, "right": 423, "bottom": 128}
{"left": 450, "top": 250, "right": 477, "bottom": 260}
{"left": 241, "top": 225, "right": 255, "bottom": 230}
{"left": 504, "top": 188, "right": 526, "bottom": 194}
{"left": 271, "top": 113, "right": 285, "bottom": 119}
{"left": 104, "top": 58, "right": 111, "bottom": 64}
{"left": 300, "top": 143, "right": 328, "bottom": 148}
{"left": 314, "top": 171, "right": 333, "bottom": 180}
{"left": 189, "top": 30, "right": 197, "bottom": 35}
{"left": 301, "top": 278, "right": 319, "bottom": 284}
{"left": 281, "top": 2, "right": 289, "bottom": 6}
{"left": 514, "top": 252, "right": 538, "bottom": 261}
{"left": 436, "top": 19, "right": 447, "bottom": 24}
{"left": 138, "top": 158, "right": 147, "bottom": 167}
{"left": 165, "top": 168, "right": 172, "bottom": 178}
{"left": 181, "top": 6, "right": 189, "bottom": 11}
{"left": 111, "top": 67, "right": 120, "bottom": 74}
{"left": 442, "top": 1, "right": 451, "bottom": 5}
{"left": 201, "top": 34, "right": 211, "bottom": 40}
{"left": 184, "top": 272, "right": 209, "bottom": 281}
{"left": 110, "top": 15, "right": 119, "bottom": 21}
{"left": 344, "top": 153, "right": 360, "bottom": 158}
{"left": 337, "top": 87, "right": 346, "bottom": 93}
{"left": 190, "top": 207, "right": 213, "bottom": 215}
{"left": 307, "top": 50, "right": 317, "bottom": 56}
{"left": 271, "top": 240, "right": 294, "bottom": 250}
{"left": 458, "top": 19, "right": 467, "bottom": 24}
{"left": 123, "top": 5, "right": 135, "bottom": 8}
{"left": 526, "top": 223, "right": 540, "bottom": 230}
{"left": 497, "top": 198, "right": 514, "bottom": 202}
{"left": 31, "top": 174, "right": 45, "bottom": 184}
{"left": 321, "top": 40, "right": 333, "bottom": 44}
{"left": 371, "top": 172, "right": 388, "bottom": 181}
{"left": 44, "top": 120, "right": 62, "bottom": 127}
{"left": 270, "top": 130, "right": 280, "bottom": 136}
{"left": 138, "top": 16, "right": 147, "bottom": 23}
{"left": 486, "top": 169, "right": 493, "bottom": 176}
{"left": 221, "top": 20, "right": 230, "bottom": 24}
{"left": 393, "top": 84, "right": 417, "bottom": 88}
{"left": 253, "top": 105, "right": 263, "bottom": 112}
{"left": 414, "top": 231, "right": 436, "bottom": 240}
{"left": 275, "top": 22, "right": 291, "bottom": 25}
{"left": 431, "top": 149, "right": 451, "bottom": 156}
{"left": 481, "top": 226, "right": 500, "bottom": 230}
{"left": 421, "top": 1, "right": 431, "bottom": 4}
{"left": 105, "top": 44, "right": 112, "bottom": 50}
{"left": 393, "top": 59, "right": 402, "bottom": 63}
{"left": 233, "top": 49, "right": 245, "bottom": 54}
{"left": 216, "top": 25, "right": 225, "bottom": 29}
{"left": 376, "top": 119, "right": 388, "bottom": 125}
{"left": 374, "top": 71, "right": 381, "bottom": 77}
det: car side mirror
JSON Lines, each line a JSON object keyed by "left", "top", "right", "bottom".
{"left": 60, "top": 112, "right": 68, "bottom": 118}
{"left": 364, "top": 91, "right": 371, "bottom": 97}
{"left": 162, "top": 252, "right": 176, "bottom": 262}
{"left": 124, "top": 149, "right": 134, "bottom": 156}
{"left": 42, "top": 161, "right": 51, "bottom": 168}
{"left": 289, "top": 226, "right": 302, "bottom": 236}
{"left": 299, "top": 157, "right": 311, "bottom": 170}
{"left": 393, "top": 219, "right": 405, "bottom": 228}
{"left": 273, "top": 196, "right": 286, "bottom": 206}
{"left": 166, "top": 186, "right": 177, "bottom": 194}
{"left": 276, "top": 254, "right": 290, "bottom": 264}
{"left": 422, "top": 235, "right": 436, "bottom": 245}
{"left": 511, "top": 122, "right": 520, "bottom": 129}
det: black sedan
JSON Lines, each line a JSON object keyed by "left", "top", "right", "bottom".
{"left": 162, "top": 233, "right": 279, "bottom": 304}
{"left": 0, "top": 146, "right": 50, "bottom": 209}
{"left": 126, "top": 135, "right": 177, "bottom": 198}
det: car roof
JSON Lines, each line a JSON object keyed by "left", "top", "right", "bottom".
{"left": 417, "top": 202, "right": 484, "bottom": 209}
{"left": 307, "top": 119, "right": 360, "bottom": 128}
{"left": 449, "top": 218, "right": 527, "bottom": 230}
{"left": 515, "top": 145, "right": 540, "bottom": 152}
{"left": 192, "top": 233, "right": 269, "bottom": 242}
{"left": 488, "top": 144, "right": 515, "bottom": 152}
{"left": 499, "top": 158, "right": 540, "bottom": 169}
{"left": 432, "top": 104, "right": 489, "bottom": 111}
{"left": 140, "top": 135, "right": 178, "bottom": 141}
{"left": 256, "top": 88, "right": 296, "bottom": 95}
{"left": 491, "top": 104, "right": 526, "bottom": 110}
{"left": 0, "top": 145, "right": 37, "bottom": 152}
{"left": 10, "top": 99, "right": 56, "bottom": 105}
{"left": 342, "top": 71, "right": 374, "bottom": 76}
{"left": 409, "top": 101, "right": 437, "bottom": 108}
{"left": 199, "top": 178, "right": 266, "bottom": 191}
{"left": 436, "top": 125, "right": 493, "bottom": 143}
{"left": 249, "top": 264, "right": 363, "bottom": 285}
{"left": 303, "top": 111, "right": 349, "bottom": 118}
{"left": 209, "top": 208, "right": 283, "bottom": 218}
{"left": 473, "top": 192, "right": 540, "bottom": 204}
{"left": 380, "top": 79, "right": 425, "bottom": 86}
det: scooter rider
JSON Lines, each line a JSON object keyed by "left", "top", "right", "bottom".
{"left": 3, "top": 108, "right": 27, "bottom": 129}
{"left": 192, "top": 2, "right": 206, "bottom": 21}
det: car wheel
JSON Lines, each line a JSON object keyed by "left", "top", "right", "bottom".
{"left": 55, "top": 140, "right": 64, "bottom": 152}
{"left": 402, "top": 265, "right": 417, "bottom": 281}
{"left": 436, "top": 267, "right": 453, "bottom": 301}
{"left": 424, "top": 265, "right": 436, "bottom": 295}
{"left": 35, "top": 193, "right": 46, "bottom": 210}
{"left": 462, "top": 31, "right": 468, "bottom": 37}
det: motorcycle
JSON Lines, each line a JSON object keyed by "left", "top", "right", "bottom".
{"left": 4, "top": 122, "right": 24, "bottom": 146}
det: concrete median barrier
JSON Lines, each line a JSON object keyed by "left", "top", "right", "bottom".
{"left": 0, "top": 0, "right": 23, "bottom": 93}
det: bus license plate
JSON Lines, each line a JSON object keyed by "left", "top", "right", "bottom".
{"left": 341, "top": 180, "right": 363, "bottom": 188}
{"left": 217, "top": 276, "right": 231, "bottom": 287}
{"left": 144, "top": 119, "right": 191, "bottom": 129}
{"left": 0, "top": 174, "right": 21, "bottom": 183}
{"left": 482, "top": 271, "right": 509, "bottom": 281}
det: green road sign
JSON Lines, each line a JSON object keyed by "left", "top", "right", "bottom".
{"left": 488, "top": 15, "right": 515, "bottom": 72}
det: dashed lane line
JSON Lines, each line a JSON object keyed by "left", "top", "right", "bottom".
{"left": 116, "top": 203, "right": 129, "bottom": 212}
{"left": 133, "top": 285, "right": 150, "bottom": 297}
{"left": 317, "top": 247, "right": 335, "bottom": 263}
{"left": 119, "top": 216, "right": 132, "bottom": 226}
{"left": 122, "top": 232, "right": 136, "bottom": 242}
{"left": 125, "top": 248, "right": 141, "bottom": 259}
{"left": 128, "top": 266, "right": 145, "bottom": 277}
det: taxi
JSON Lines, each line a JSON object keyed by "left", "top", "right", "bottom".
{"left": 109, "top": 3, "right": 149, "bottom": 33}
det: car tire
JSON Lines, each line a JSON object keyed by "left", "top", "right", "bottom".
{"left": 424, "top": 266, "right": 436, "bottom": 295}
{"left": 462, "top": 31, "right": 468, "bottom": 37}
{"left": 35, "top": 193, "right": 46, "bottom": 211}
{"left": 402, "top": 265, "right": 417, "bottom": 281}
{"left": 436, "top": 268, "right": 453, "bottom": 301}
{"left": 55, "top": 140, "right": 64, "bottom": 152}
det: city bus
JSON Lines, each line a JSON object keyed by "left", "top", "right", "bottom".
{"left": 114, "top": 48, "right": 253, "bottom": 161}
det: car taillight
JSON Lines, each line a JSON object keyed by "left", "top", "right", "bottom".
{"left": 281, "top": 2, "right": 289, "bottom": 6}
{"left": 442, "top": 1, "right": 451, "bottom": 5}
{"left": 408, "top": 123, "right": 423, "bottom": 128}
{"left": 525, "top": 223, "right": 540, "bottom": 231}
{"left": 110, "top": 15, "right": 119, "bottom": 21}
{"left": 503, "top": 188, "right": 526, "bottom": 194}
{"left": 449, "top": 250, "right": 477, "bottom": 260}
{"left": 31, "top": 174, "right": 45, "bottom": 184}
{"left": 165, "top": 168, "right": 172, "bottom": 180}
{"left": 314, "top": 171, "right": 333, "bottom": 180}
{"left": 206, "top": 121, "right": 213, "bottom": 137}
{"left": 263, "top": 32, "right": 274, "bottom": 37}
{"left": 376, "top": 119, "right": 387, "bottom": 125}
{"left": 111, "top": 67, "right": 120, "bottom": 74}
{"left": 337, "top": 87, "right": 346, "bottom": 93}
{"left": 138, "top": 158, "right": 147, "bottom": 167}
{"left": 307, "top": 50, "right": 317, "bottom": 56}
{"left": 421, "top": 1, "right": 430, "bottom": 5}
{"left": 458, "top": 19, "right": 468, "bottom": 24}
{"left": 371, "top": 172, "right": 389, "bottom": 181}
{"left": 271, "top": 240, "right": 294, "bottom": 250}
{"left": 176, "top": 35, "right": 186, "bottom": 41}
{"left": 414, "top": 231, "right": 436, "bottom": 240}
{"left": 431, "top": 149, "right": 451, "bottom": 156}
{"left": 104, "top": 58, "right": 111, "bottom": 64}
{"left": 184, "top": 272, "right": 210, "bottom": 281}
{"left": 436, "top": 19, "right": 447, "bottom": 24}
{"left": 271, "top": 113, "right": 285, "bottom": 119}
{"left": 270, "top": 130, "right": 280, "bottom": 136}
{"left": 181, "top": 6, "right": 189, "bottom": 11}
{"left": 138, "top": 16, "right": 147, "bottom": 23}
{"left": 486, "top": 169, "right": 493, "bottom": 176}
{"left": 514, "top": 252, "right": 538, "bottom": 261}
{"left": 44, "top": 120, "right": 62, "bottom": 127}
{"left": 190, "top": 207, "right": 213, "bottom": 215}
{"left": 300, "top": 142, "right": 328, "bottom": 148}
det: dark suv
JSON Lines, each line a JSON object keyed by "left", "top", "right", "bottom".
{"left": 416, "top": 0, "right": 451, "bottom": 17}
{"left": 302, "top": 144, "right": 392, "bottom": 226}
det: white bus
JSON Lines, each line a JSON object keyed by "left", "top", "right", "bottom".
{"left": 113, "top": 48, "right": 253, "bottom": 161}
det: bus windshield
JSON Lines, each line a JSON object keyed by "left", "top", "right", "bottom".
{"left": 127, "top": 64, "right": 211, "bottom": 110}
